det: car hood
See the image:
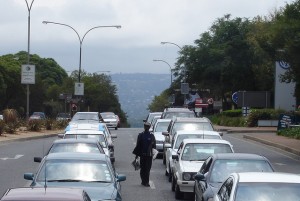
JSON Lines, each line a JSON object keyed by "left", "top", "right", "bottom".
{"left": 180, "top": 161, "right": 204, "bottom": 172}
{"left": 154, "top": 132, "right": 165, "bottom": 141}
{"left": 34, "top": 181, "right": 118, "bottom": 201}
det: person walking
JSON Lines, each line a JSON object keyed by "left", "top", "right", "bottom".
{"left": 132, "top": 122, "right": 156, "bottom": 187}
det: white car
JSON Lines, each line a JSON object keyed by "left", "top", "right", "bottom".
{"left": 213, "top": 172, "right": 300, "bottom": 201}
{"left": 59, "top": 129, "right": 115, "bottom": 163}
{"left": 171, "top": 139, "right": 234, "bottom": 199}
{"left": 100, "top": 112, "right": 118, "bottom": 130}
{"left": 151, "top": 119, "right": 172, "bottom": 155}
{"left": 165, "top": 130, "right": 223, "bottom": 182}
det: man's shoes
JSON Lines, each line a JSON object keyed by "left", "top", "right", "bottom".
{"left": 141, "top": 182, "right": 150, "bottom": 187}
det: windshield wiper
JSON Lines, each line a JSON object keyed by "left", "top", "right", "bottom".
{"left": 46, "top": 179, "right": 83, "bottom": 182}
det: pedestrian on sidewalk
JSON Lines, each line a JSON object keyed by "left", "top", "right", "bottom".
{"left": 132, "top": 122, "right": 156, "bottom": 187}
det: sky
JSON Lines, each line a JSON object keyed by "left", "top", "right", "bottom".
{"left": 0, "top": 0, "right": 295, "bottom": 74}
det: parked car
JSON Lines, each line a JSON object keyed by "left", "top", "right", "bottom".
{"left": 151, "top": 119, "right": 172, "bottom": 156}
{"left": 32, "top": 112, "right": 46, "bottom": 119}
{"left": 171, "top": 139, "right": 234, "bottom": 199}
{"left": 165, "top": 130, "right": 222, "bottom": 182}
{"left": 59, "top": 130, "right": 115, "bottom": 163}
{"left": 56, "top": 113, "right": 71, "bottom": 121}
{"left": 162, "top": 117, "right": 215, "bottom": 165}
{"left": 0, "top": 187, "right": 91, "bottom": 201}
{"left": 161, "top": 107, "right": 195, "bottom": 119}
{"left": 24, "top": 152, "right": 126, "bottom": 201}
{"left": 0, "top": 114, "right": 3, "bottom": 120}
{"left": 143, "top": 112, "right": 163, "bottom": 124}
{"left": 70, "top": 112, "right": 101, "bottom": 124}
{"left": 194, "top": 153, "right": 275, "bottom": 201}
{"left": 100, "top": 112, "right": 118, "bottom": 130}
{"left": 212, "top": 172, "right": 300, "bottom": 201}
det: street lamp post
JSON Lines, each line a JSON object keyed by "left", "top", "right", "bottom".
{"left": 42, "top": 21, "right": 121, "bottom": 82}
{"left": 161, "top": 41, "right": 188, "bottom": 106}
{"left": 153, "top": 59, "right": 172, "bottom": 86}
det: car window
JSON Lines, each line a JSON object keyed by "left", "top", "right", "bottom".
{"left": 200, "top": 156, "right": 213, "bottom": 174}
{"left": 217, "top": 177, "right": 233, "bottom": 201}
{"left": 72, "top": 113, "right": 99, "bottom": 121}
{"left": 49, "top": 143, "right": 103, "bottom": 154}
{"left": 181, "top": 143, "right": 233, "bottom": 161}
{"left": 210, "top": 159, "right": 274, "bottom": 183}
{"left": 64, "top": 134, "right": 107, "bottom": 148}
{"left": 37, "top": 160, "right": 113, "bottom": 182}
{"left": 154, "top": 122, "right": 170, "bottom": 132}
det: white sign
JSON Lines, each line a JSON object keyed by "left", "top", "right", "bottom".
{"left": 74, "top": 82, "right": 84, "bottom": 96}
{"left": 181, "top": 83, "right": 189, "bottom": 94}
{"left": 21, "top": 65, "right": 35, "bottom": 84}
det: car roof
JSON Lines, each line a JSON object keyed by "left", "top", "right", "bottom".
{"left": 235, "top": 172, "right": 300, "bottom": 183}
{"left": 173, "top": 117, "right": 210, "bottom": 123}
{"left": 66, "top": 123, "right": 105, "bottom": 131}
{"left": 74, "top": 112, "right": 98, "bottom": 114}
{"left": 164, "top": 107, "right": 190, "bottom": 112}
{"left": 53, "top": 138, "right": 100, "bottom": 144}
{"left": 46, "top": 152, "right": 107, "bottom": 161}
{"left": 1, "top": 187, "right": 87, "bottom": 201}
{"left": 182, "top": 138, "right": 231, "bottom": 145}
{"left": 211, "top": 153, "right": 269, "bottom": 160}
{"left": 65, "top": 130, "right": 105, "bottom": 135}
{"left": 176, "top": 130, "right": 220, "bottom": 135}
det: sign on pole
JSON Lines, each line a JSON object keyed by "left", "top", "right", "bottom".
{"left": 21, "top": 65, "right": 35, "bottom": 84}
{"left": 181, "top": 83, "right": 189, "bottom": 94}
{"left": 74, "top": 82, "right": 84, "bottom": 96}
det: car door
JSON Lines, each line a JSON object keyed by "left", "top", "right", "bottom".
{"left": 196, "top": 156, "right": 213, "bottom": 199}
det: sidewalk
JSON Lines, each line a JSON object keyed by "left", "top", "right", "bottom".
{"left": 215, "top": 125, "right": 300, "bottom": 157}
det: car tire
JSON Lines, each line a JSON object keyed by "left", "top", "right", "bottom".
{"left": 165, "top": 169, "right": 168, "bottom": 176}
{"left": 171, "top": 175, "right": 176, "bottom": 192}
{"left": 163, "top": 152, "right": 166, "bottom": 165}
{"left": 175, "top": 183, "right": 183, "bottom": 199}
{"left": 168, "top": 164, "right": 172, "bottom": 182}
{"left": 115, "top": 127, "right": 118, "bottom": 130}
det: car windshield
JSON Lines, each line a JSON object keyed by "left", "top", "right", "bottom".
{"left": 172, "top": 122, "right": 214, "bottom": 133}
{"left": 164, "top": 112, "right": 195, "bottom": 119}
{"left": 71, "top": 113, "right": 99, "bottom": 121}
{"left": 175, "top": 134, "right": 221, "bottom": 149}
{"left": 181, "top": 143, "right": 233, "bottom": 161}
{"left": 64, "top": 134, "right": 107, "bottom": 148}
{"left": 101, "top": 114, "right": 116, "bottom": 119}
{"left": 154, "top": 122, "right": 170, "bottom": 132}
{"left": 49, "top": 143, "right": 103, "bottom": 154}
{"left": 37, "top": 159, "right": 112, "bottom": 183}
{"left": 210, "top": 159, "right": 274, "bottom": 183}
{"left": 235, "top": 183, "right": 300, "bottom": 201}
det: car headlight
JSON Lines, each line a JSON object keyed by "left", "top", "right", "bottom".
{"left": 183, "top": 172, "right": 192, "bottom": 181}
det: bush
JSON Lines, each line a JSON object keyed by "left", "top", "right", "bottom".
{"left": 247, "top": 109, "right": 284, "bottom": 127}
{"left": 221, "top": 109, "right": 242, "bottom": 117}
{"left": 277, "top": 127, "right": 300, "bottom": 139}
{"left": 27, "top": 119, "right": 43, "bottom": 131}
{"left": 209, "top": 114, "right": 246, "bottom": 127}
{"left": 0, "top": 120, "right": 5, "bottom": 135}
{"left": 45, "top": 118, "right": 54, "bottom": 130}
{"left": 53, "top": 119, "right": 69, "bottom": 129}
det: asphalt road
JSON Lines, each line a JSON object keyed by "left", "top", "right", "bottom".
{"left": 0, "top": 128, "right": 300, "bottom": 200}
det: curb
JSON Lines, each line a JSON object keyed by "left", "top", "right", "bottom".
{"left": 243, "top": 135, "right": 300, "bottom": 156}
{"left": 0, "top": 132, "right": 60, "bottom": 144}
{"left": 227, "top": 130, "right": 277, "bottom": 134}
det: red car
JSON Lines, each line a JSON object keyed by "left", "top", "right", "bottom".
{"left": 1, "top": 187, "right": 91, "bottom": 201}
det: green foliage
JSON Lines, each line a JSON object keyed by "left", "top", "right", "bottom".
{"left": 209, "top": 114, "right": 246, "bottom": 127}
{"left": 221, "top": 109, "right": 242, "bottom": 117}
{"left": 247, "top": 109, "right": 284, "bottom": 127}
{"left": 277, "top": 127, "right": 300, "bottom": 139}
{"left": 53, "top": 120, "right": 69, "bottom": 129}
{"left": 5, "top": 122, "right": 20, "bottom": 134}
{"left": 45, "top": 118, "right": 54, "bottom": 130}
{"left": 147, "top": 89, "right": 171, "bottom": 112}
{"left": 27, "top": 119, "right": 43, "bottom": 131}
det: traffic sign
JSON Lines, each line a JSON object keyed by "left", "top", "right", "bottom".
{"left": 232, "top": 92, "right": 238, "bottom": 104}
{"left": 21, "top": 65, "right": 35, "bottom": 84}
{"left": 181, "top": 83, "right": 189, "bottom": 94}
{"left": 74, "top": 82, "right": 84, "bottom": 96}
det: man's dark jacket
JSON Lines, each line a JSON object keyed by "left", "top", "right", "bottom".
{"left": 133, "top": 131, "right": 156, "bottom": 157}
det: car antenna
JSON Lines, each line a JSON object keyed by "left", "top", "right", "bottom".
{"left": 44, "top": 161, "right": 47, "bottom": 191}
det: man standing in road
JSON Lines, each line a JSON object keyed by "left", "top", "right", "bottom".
{"left": 133, "top": 122, "right": 156, "bottom": 187}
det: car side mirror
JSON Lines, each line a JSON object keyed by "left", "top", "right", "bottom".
{"left": 172, "top": 155, "right": 178, "bottom": 161}
{"left": 34, "top": 157, "right": 42, "bottom": 163}
{"left": 116, "top": 174, "right": 126, "bottom": 182}
{"left": 143, "top": 119, "right": 146, "bottom": 122}
{"left": 24, "top": 173, "right": 34, "bottom": 181}
{"left": 194, "top": 173, "right": 205, "bottom": 181}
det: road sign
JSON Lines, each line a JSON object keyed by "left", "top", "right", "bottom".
{"left": 21, "top": 65, "right": 35, "bottom": 84}
{"left": 232, "top": 92, "right": 238, "bottom": 104}
{"left": 195, "top": 98, "right": 208, "bottom": 108}
{"left": 181, "top": 83, "right": 189, "bottom": 94}
{"left": 74, "top": 82, "right": 84, "bottom": 96}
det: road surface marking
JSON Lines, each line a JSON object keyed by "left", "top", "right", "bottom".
{"left": 0, "top": 154, "right": 24, "bottom": 160}
{"left": 149, "top": 180, "right": 155, "bottom": 189}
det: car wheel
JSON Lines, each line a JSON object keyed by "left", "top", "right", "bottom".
{"left": 163, "top": 152, "right": 166, "bottom": 165}
{"left": 165, "top": 169, "right": 168, "bottom": 176}
{"left": 115, "top": 127, "right": 118, "bottom": 130}
{"left": 171, "top": 175, "right": 176, "bottom": 192}
{"left": 175, "top": 183, "right": 183, "bottom": 199}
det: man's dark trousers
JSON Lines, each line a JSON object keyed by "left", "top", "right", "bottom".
{"left": 140, "top": 155, "right": 152, "bottom": 185}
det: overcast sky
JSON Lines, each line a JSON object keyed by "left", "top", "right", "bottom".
{"left": 0, "top": 0, "right": 295, "bottom": 74}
